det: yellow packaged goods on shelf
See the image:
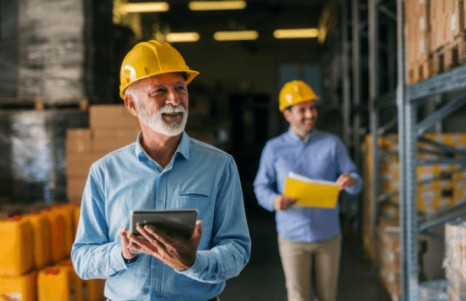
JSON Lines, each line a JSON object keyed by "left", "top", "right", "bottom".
{"left": 74, "top": 206, "right": 80, "bottom": 236}
{"left": 86, "top": 279, "right": 105, "bottom": 301}
{"left": 0, "top": 217, "right": 34, "bottom": 276}
{"left": 38, "top": 261, "right": 84, "bottom": 301}
{"left": 23, "top": 211, "right": 52, "bottom": 269}
{"left": 52, "top": 204, "right": 78, "bottom": 255}
{"left": 0, "top": 271, "right": 37, "bottom": 301}
{"left": 41, "top": 208, "right": 66, "bottom": 262}
{"left": 283, "top": 172, "right": 340, "bottom": 208}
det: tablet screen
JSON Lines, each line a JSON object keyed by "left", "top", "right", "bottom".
{"left": 129, "top": 209, "right": 198, "bottom": 241}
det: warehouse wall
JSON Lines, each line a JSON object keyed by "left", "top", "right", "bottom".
{"left": 0, "top": 0, "right": 19, "bottom": 98}
{"left": 0, "top": 0, "right": 86, "bottom": 101}
{"left": 176, "top": 39, "right": 323, "bottom": 139}
{"left": 0, "top": 1, "right": 325, "bottom": 206}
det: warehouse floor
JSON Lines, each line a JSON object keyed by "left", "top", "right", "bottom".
{"left": 220, "top": 207, "right": 391, "bottom": 301}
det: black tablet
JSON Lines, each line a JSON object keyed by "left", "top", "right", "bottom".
{"left": 129, "top": 209, "right": 198, "bottom": 241}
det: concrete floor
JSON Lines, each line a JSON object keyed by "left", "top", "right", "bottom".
{"left": 220, "top": 207, "right": 391, "bottom": 301}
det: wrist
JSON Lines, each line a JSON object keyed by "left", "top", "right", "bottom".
{"left": 122, "top": 252, "right": 137, "bottom": 264}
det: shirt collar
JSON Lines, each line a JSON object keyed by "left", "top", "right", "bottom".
{"left": 176, "top": 132, "right": 190, "bottom": 160}
{"left": 134, "top": 131, "right": 191, "bottom": 162}
{"left": 286, "top": 127, "right": 318, "bottom": 143}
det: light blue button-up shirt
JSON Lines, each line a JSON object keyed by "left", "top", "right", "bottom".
{"left": 254, "top": 128, "right": 362, "bottom": 243}
{"left": 71, "top": 132, "right": 251, "bottom": 301}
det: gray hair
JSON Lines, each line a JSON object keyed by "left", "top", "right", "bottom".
{"left": 124, "top": 83, "right": 140, "bottom": 103}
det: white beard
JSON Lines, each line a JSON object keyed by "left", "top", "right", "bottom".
{"left": 137, "top": 101, "right": 188, "bottom": 137}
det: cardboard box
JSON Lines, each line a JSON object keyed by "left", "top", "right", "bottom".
{"left": 453, "top": 188, "right": 466, "bottom": 200}
{"left": 454, "top": 172, "right": 466, "bottom": 182}
{"left": 89, "top": 105, "right": 140, "bottom": 130}
{"left": 91, "top": 129, "right": 139, "bottom": 153}
{"left": 377, "top": 220, "right": 401, "bottom": 301}
{"left": 447, "top": 133, "right": 466, "bottom": 145}
{"left": 66, "top": 129, "right": 91, "bottom": 154}
{"left": 66, "top": 153, "right": 103, "bottom": 177}
{"left": 446, "top": 267, "right": 466, "bottom": 297}
{"left": 92, "top": 128, "right": 139, "bottom": 141}
{"left": 431, "top": 17, "right": 449, "bottom": 51}
{"left": 435, "top": 197, "right": 455, "bottom": 210}
{"left": 445, "top": 0, "right": 462, "bottom": 38}
{"left": 418, "top": 195, "right": 436, "bottom": 212}
{"left": 433, "top": 179, "right": 454, "bottom": 189}
{"left": 67, "top": 177, "right": 87, "bottom": 205}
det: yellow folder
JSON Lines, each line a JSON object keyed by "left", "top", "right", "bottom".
{"left": 283, "top": 173, "right": 340, "bottom": 208}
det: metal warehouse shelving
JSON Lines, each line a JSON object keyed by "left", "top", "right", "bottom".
{"left": 333, "top": 1, "right": 466, "bottom": 300}
{"left": 383, "top": 1, "right": 466, "bottom": 300}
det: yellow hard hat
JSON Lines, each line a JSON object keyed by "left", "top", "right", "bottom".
{"left": 119, "top": 40, "right": 199, "bottom": 99}
{"left": 278, "top": 80, "right": 319, "bottom": 112}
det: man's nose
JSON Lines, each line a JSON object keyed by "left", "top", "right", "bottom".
{"left": 165, "top": 88, "right": 180, "bottom": 106}
{"left": 305, "top": 108, "right": 315, "bottom": 118}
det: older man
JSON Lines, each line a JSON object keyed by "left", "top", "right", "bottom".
{"left": 72, "top": 40, "right": 251, "bottom": 301}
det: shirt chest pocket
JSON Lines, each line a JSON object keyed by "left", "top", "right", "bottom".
{"left": 177, "top": 192, "right": 211, "bottom": 212}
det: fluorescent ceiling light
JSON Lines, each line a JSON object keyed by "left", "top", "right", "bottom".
{"left": 189, "top": 1, "right": 246, "bottom": 11}
{"left": 214, "top": 30, "right": 258, "bottom": 41}
{"left": 273, "top": 28, "right": 319, "bottom": 39}
{"left": 166, "top": 32, "right": 200, "bottom": 42}
{"left": 122, "top": 2, "right": 169, "bottom": 13}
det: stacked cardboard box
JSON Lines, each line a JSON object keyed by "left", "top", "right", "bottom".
{"left": 444, "top": 219, "right": 466, "bottom": 300}
{"left": 361, "top": 133, "right": 466, "bottom": 261}
{"left": 418, "top": 279, "right": 448, "bottom": 300}
{"left": 362, "top": 133, "right": 466, "bottom": 215}
{"left": 66, "top": 105, "right": 140, "bottom": 205}
{"left": 405, "top": 0, "right": 433, "bottom": 85}
{"left": 376, "top": 217, "right": 436, "bottom": 301}
{"left": 377, "top": 217, "right": 401, "bottom": 301}
{"left": 361, "top": 134, "right": 398, "bottom": 261}
{"left": 404, "top": 0, "right": 466, "bottom": 84}
{"left": 431, "top": 0, "right": 466, "bottom": 73}
{"left": 420, "top": 133, "right": 466, "bottom": 213}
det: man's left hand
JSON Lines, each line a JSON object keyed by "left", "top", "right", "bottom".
{"left": 128, "top": 220, "right": 203, "bottom": 271}
{"left": 336, "top": 173, "right": 355, "bottom": 191}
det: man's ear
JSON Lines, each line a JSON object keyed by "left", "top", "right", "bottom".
{"left": 283, "top": 109, "right": 291, "bottom": 122}
{"left": 124, "top": 94, "right": 138, "bottom": 117}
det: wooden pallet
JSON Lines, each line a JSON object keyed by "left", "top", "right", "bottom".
{"left": 432, "top": 32, "right": 466, "bottom": 75}
{"left": 407, "top": 57, "right": 434, "bottom": 86}
{"left": 0, "top": 98, "right": 89, "bottom": 111}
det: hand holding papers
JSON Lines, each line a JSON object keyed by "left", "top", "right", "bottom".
{"left": 283, "top": 172, "right": 340, "bottom": 208}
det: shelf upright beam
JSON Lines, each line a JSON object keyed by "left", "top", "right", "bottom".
{"left": 368, "top": 0, "right": 380, "bottom": 244}
{"left": 405, "top": 69, "right": 419, "bottom": 301}
{"left": 397, "top": 0, "right": 419, "bottom": 299}
{"left": 396, "top": 1, "right": 408, "bottom": 296}
{"left": 341, "top": 0, "right": 351, "bottom": 148}
{"left": 352, "top": 0, "right": 361, "bottom": 166}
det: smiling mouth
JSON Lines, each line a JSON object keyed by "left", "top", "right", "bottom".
{"left": 163, "top": 112, "right": 183, "bottom": 117}
{"left": 162, "top": 112, "right": 183, "bottom": 122}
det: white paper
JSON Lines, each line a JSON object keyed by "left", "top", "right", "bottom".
{"left": 288, "top": 172, "right": 339, "bottom": 186}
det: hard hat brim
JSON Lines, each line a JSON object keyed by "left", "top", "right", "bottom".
{"left": 120, "top": 70, "right": 199, "bottom": 99}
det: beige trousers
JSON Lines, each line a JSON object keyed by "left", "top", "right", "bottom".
{"left": 278, "top": 235, "right": 342, "bottom": 301}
